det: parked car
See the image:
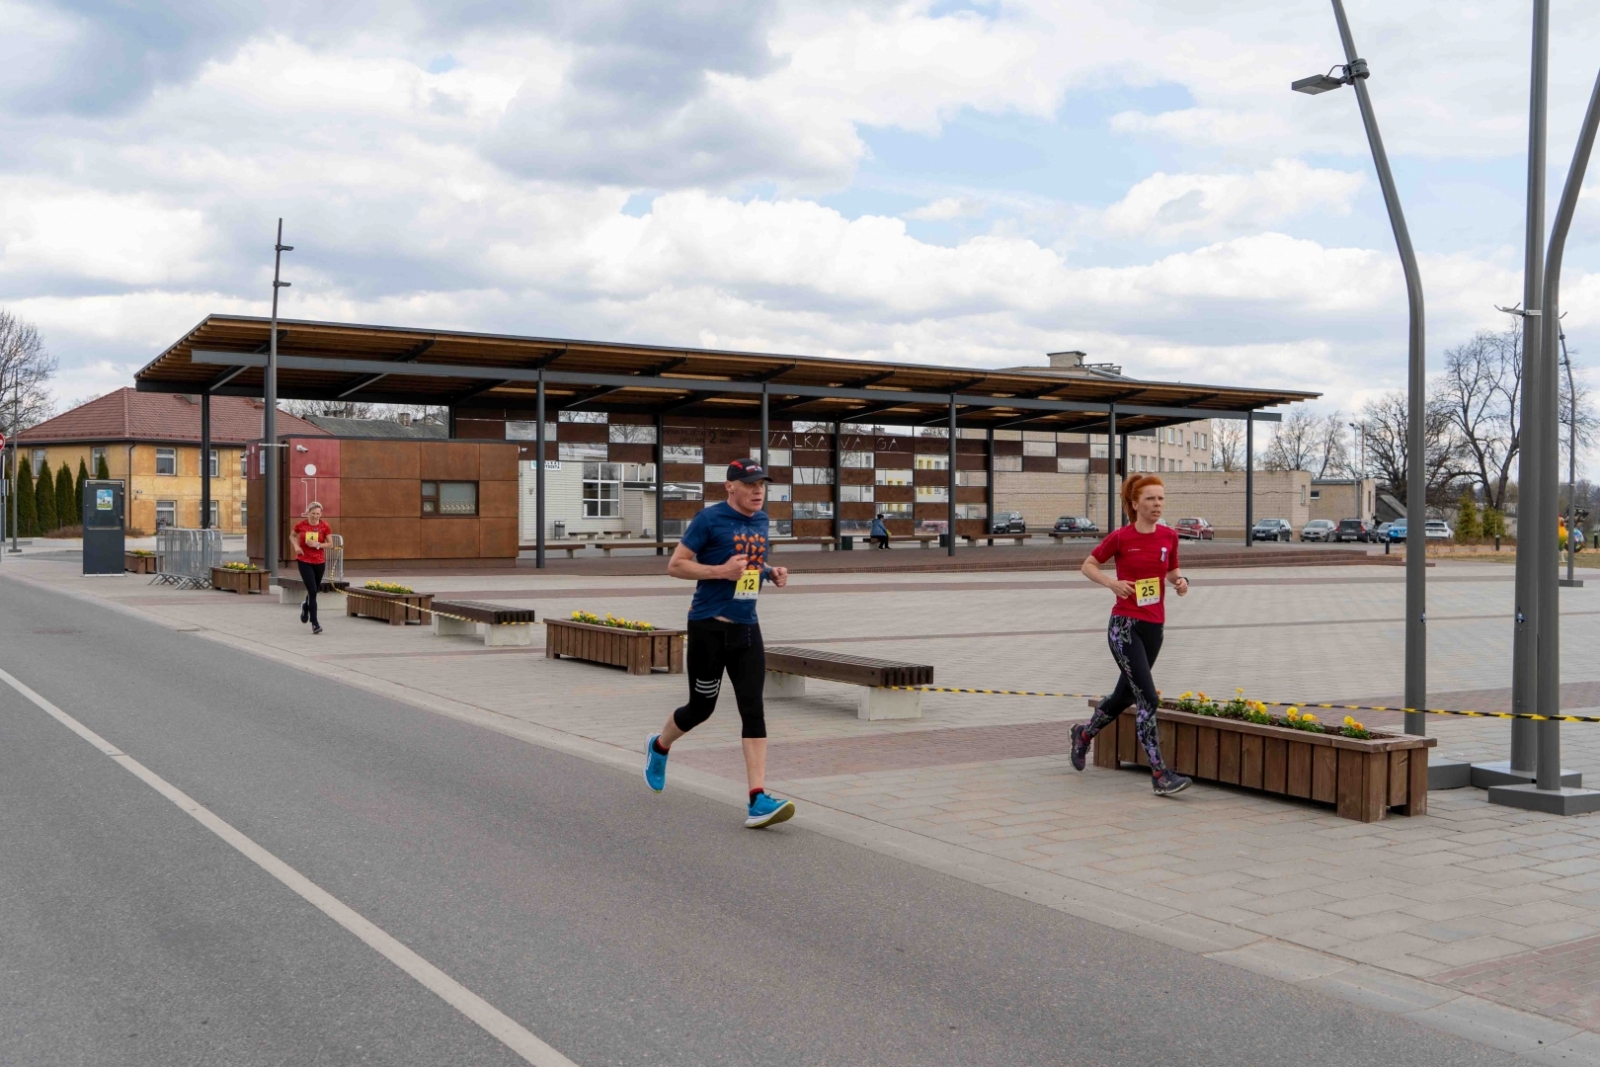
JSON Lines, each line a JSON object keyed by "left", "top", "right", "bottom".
{"left": 1425, "top": 520, "right": 1453, "bottom": 540}
{"left": 1374, "top": 521, "right": 1393, "bottom": 542}
{"left": 1053, "top": 516, "right": 1099, "bottom": 535}
{"left": 1301, "top": 519, "right": 1337, "bottom": 542}
{"left": 1386, "top": 521, "right": 1408, "bottom": 543}
{"left": 1173, "top": 517, "right": 1214, "bottom": 540}
{"left": 1252, "top": 518, "right": 1293, "bottom": 542}
{"left": 1333, "top": 518, "right": 1372, "bottom": 543}
{"left": 991, "top": 511, "right": 1027, "bottom": 534}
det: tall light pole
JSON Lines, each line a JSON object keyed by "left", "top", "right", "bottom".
{"left": 1560, "top": 326, "right": 1583, "bottom": 588}
{"left": 1294, "top": 0, "right": 1426, "bottom": 735}
{"left": 1349, "top": 420, "right": 1368, "bottom": 523}
{"left": 264, "top": 220, "right": 292, "bottom": 577}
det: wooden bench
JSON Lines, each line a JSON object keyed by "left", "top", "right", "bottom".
{"left": 764, "top": 646, "right": 934, "bottom": 720}
{"left": 518, "top": 543, "right": 589, "bottom": 558}
{"left": 963, "top": 532, "right": 1031, "bottom": 546}
{"left": 771, "top": 537, "right": 837, "bottom": 551}
{"left": 275, "top": 573, "right": 350, "bottom": 606}
{"left": 1047, "top": 531, "right": 1098, "bottom": 543}
{"left": 430, "top": 599, "right": 538, "bottom": 647}
{"left": 588, "top": 540, "right": 679, "bottom": 557}
{"left": 852, "top": 533, "right": 940, "bottom": 549}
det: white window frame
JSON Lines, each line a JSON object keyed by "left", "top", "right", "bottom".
{"left": 875, "top": 468, "right": 912, "bottom": 486}
{"left": 840, "top": 451, "right": 874, "bottom": 468}
{"left": 663, "top": 445, "right": 703, "bottom": 465}
{"left": 208, "top": 448, "right": 219, "bottom": 478}
{"left": 583, "top": 462, "right": 622, "bottom": 518}
{"left": 840, "top": 484, "right": 874, "bottom": 503}
{"left": 914, "top": 454, "right": 949, "bottom": 470}
{"left": 155, "top": 499, "right": 176, "bottom": 528}
{"left": 155, "top": 447, "right": 177, "bottom": 476}
{"left": 794, "top": 467, "right": 834, "bottom": 485}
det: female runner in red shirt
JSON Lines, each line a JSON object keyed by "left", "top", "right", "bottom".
{"left": 292, "top": 501, "right": 333, "bottom": 635}
{"left": 1070, "top": 475, "right": 1192, "bottom": 795}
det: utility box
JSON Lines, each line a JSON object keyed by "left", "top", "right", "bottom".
{"left": 82, "top": 479, "right": 125, "bottom": 575}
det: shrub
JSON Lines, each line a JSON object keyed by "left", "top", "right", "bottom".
{"left": 1457, "top": 491, "right": 1481, "bottom": 541}
{"left": 1484, "top": 507, "right": 1506, "bottom": 539}
{"left": 34, "top": 461, "right": 56, "bottom": 533}
{"left": 95, "top": 454, "right": 110, "bottom": 480}
{"left": 221, "top": 561, "right": 257, "bottom": 571}
{"left": 75, "top": 458, "right": 87, "bottom": 520}
{"left": 364, "top": 580, "right": 415, "bottom": 594}
{"left": 15, "top": 456, "right": 35, "bottom": 536}
{"left": 570, "top": 609, "right": 655, "bottom": 631}
{"left": 55, "top": 459, "right": 74, "bottom": 531}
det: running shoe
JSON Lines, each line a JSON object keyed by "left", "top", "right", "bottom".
{"left": 312, "top": 624, "right": 323, "bottom": 636}
{"left": 301, "top": 601, "right": 310, "bottom": 624}
{"left": 745, "top": 792, "right": 795, "bottom": 828}
{"left": 1152, "top": 769, "right": 1192, "bottom": 796}
{"left": 1069, "top": 724, "right": 1088, "bottom": 772}
{"left": 644, "top": 734, "right": 669, "bottom": 793}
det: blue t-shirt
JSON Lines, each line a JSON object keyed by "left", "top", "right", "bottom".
{"left": 682, "top": 502, "right": 770, "bottom": 624}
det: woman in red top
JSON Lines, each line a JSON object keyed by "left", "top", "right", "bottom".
{"left": 292, "top": 502, "right": 333, "bottom": 635}
{"left": 1070, "top": 475, "right": 1192, "bottom": 795}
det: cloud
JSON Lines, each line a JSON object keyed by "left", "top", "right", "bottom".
{"left": 1100, "top": 160, "right": 1364, "bottom": 242}
{"left": 905, "top": 197, "right": 985, "bottom": 221}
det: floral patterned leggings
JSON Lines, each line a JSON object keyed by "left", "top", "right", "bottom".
{"left": 1080, "top": 616, "right": 1167, "bottom": 775}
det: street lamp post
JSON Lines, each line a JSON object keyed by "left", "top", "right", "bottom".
{"left": 263, "top": 219, "right": 292, "bottom": 579}
{"left": 1558, "top": 326, "right": 1584, "bottom": 589}
{"left": 1348, "top": 420, "right": 1367, "bottom": 522}
{"left": 1294, "top": 0, "right": 1426, "bottom": 736}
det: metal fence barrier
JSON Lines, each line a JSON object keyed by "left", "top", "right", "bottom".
{"left": 152, "top": 528, "right": 226, "bottom": 588}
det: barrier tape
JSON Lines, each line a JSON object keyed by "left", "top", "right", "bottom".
{"left": 883, "top": 686, "right": 1600, "bottom": 724}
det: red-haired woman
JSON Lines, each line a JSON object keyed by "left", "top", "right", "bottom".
{"left": 1070, "top": 475, "right": 1192, "bottom": 795}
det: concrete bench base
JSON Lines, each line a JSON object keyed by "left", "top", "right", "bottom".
{"left": 764, "top": 671, "right": 922, "bottom": 720}
{"left": 431, "top": 614, "right": 536, "bottom": 646}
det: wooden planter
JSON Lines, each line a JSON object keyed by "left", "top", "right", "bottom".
{"left": 544, "top": 619, "right": 685, "bottom": 675}
{"left": 125, "top": 553, "right": 161, "bottom": 574}
{"left": 1092, "top": 704, "right": 1433, "bottom": 822}
{"left": 346, "top": 588, "right": 434, "bottom": 626}
{"left": 210, "top": 566, "right": 270, "bottom": 594}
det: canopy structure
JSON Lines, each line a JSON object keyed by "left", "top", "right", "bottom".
{"left": 134, "top": 315, "right": 1314, "bottom": 434}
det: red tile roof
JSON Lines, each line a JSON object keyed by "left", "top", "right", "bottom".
{"left": 17, "top": 388, "right": 330, "bottom": 446}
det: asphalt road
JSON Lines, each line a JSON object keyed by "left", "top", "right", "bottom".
{"left": 0, "top": 573, "right": 1530, "bottom": 1066}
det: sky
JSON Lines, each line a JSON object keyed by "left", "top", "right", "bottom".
{"left": 3, "top": 0, "right": 1600, "bottom": 470}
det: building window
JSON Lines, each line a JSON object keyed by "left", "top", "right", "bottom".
{"left": 663, "top": 445, "right": 703, "bottom": 464}
{"left": 875, "top": 468, "right": 912, "bottom": 486}
{"left": 1057, "top": 457, "right": 1088, "bottom": 474}
{"left": 156, "top": 500, "right": 176, "bottom": 529}
{"left": 506, "top": 420, "right": 558, "bottom": 442}
{"left": 208, "top": 500, "right": 220, "bottom": 527}
{"left": 240, "top": 451, "right": 249, "bottom": 477}
{"left": 769, "top": 519, "right": 794, "bottom": 537}
{"left": 559, "top": 411, "right": 607, "bottom": 424}
{"left": 792, "top": 501, "right": 834, "bottom": 520}
{"left": 916, "top": 426, "right": 949, "bottom": 438}
{"left": 841, "top": 451, "right": 874, "bottom": 468}
{"left": 1090, "top": 443, "right": 1108, "bottom": 458}
{"left": 794, "top": 467, "right": 834, "bottom": 485}
{"left": 663, "top": 518, "right": 689, "bottom": 538}
{"left": 750, "top": 447, "right": 793, "bottom": 467}
{"left": 790, "top": 422, "right": 833, "bottom": 434}
{"left": 663, "top": 482, "right": 703, "bottom": 501}
{"left": 767, "top": 483, "right": 793, "bottom": 502}
{"left": 914, "top": 454, "right": 949, "bottom": 470}
{"left": 1310, "top": 489, "right": 1321, "bottom": 500}
{"left": 703, "top": 464, "right": 727, "bottom": 484}
{"left": 994, "top": 455, "right": 1022, "bottom": 472}
{"left": 1023, "top": 441, "right": 1055, "bottom": 457}
{"left": 916, "top": 485, "right": 949, "bottom": 503}
{"left": 208, "top": 449, "right": 219, "bottom": 478}
{"left": 91, "top": 447, "right": 106, "bottom": 474}
{"left": 840, "top": 484, "right": 874, "bottom": 503}
{"left": 610, "top": 423, "right": 657, "bottom": 444}
{"left": 240, "top": 501, "right": 248, "bottom": 528}
{"left": 839, "top": 519, "right": 873, "bottom": 535}
{"left": 422, "top": 481, "right": 479, "bottom": 516}
{"left": 582, "top": 463, "right": 621, "bottom": 518}
{"left": 955, "top": 470, "right": 987, "bottom": 487}
{"left": 156, "top": 447, "right": 177, "bottom": 476}
{"left": 877, "top": 502, "right": 912, "bottom": 516}
{"left": 956, "top": 503, "right": 988, "bottom": 520}
{"left": 559, "top": 441, "right": 607, "bottom": 462}
{"left": 32, "top": 449, "right": 46, "bottom": 469}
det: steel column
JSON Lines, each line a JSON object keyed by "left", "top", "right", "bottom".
{"left": 985, "top": 428, "right": 995, "bottom": 534}
{"left": 832, "top": 423, "right": 842, "bottom": 547}
{"left": 535, "top": 373, "right": 546, "bottom": 570}
{"left": 1106, "top": 407, "right": 1116, "bottom": 534}
{"left": 264, "top": 219, "right": 290, "bottom": 576}
{"left": 1245, "top": 412, "right": 1254, "bottom": 547}
{"left": 947, "top": 396, "right": 957, "bottom": 556}
{"left": 654, "top": 412, "right": 665, "bottom": 554}
{"left": 200, "top": 391, "right": 211, "bottom": 529}
{"left": 1119, "top": 435, "right": 1129, "bottom": 527}
{"left": 760, "top": 383, "right": 769, "bottom": 469}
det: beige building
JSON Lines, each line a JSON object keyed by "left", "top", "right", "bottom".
{"left": 1310, "top": 478, "right": 1379, "bottom": 525}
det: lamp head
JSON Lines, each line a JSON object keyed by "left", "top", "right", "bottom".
{"left": 1292, "top": 73, "right": 1346, "bottom": 95}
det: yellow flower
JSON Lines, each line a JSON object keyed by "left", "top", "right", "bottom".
{"left": 1303, "top": 712, "right": 1318, "bottom": 723}
{"left": 1236, "top": 687, "right": 1245, "bottom": 695}
{"left": 1181, "top": 691, "right": 1194, "bottom": 700}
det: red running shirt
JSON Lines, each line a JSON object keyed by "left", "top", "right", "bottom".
{"left": 293, "top": 520, "right": 333, "bottom": 565}
{"left": 1091, "top": 523, "right": 1182, "bottom": 624}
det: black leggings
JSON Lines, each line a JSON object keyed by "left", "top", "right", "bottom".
{"left": 673, "top": 619, "right": 767, "bottom": 739}
{"left": 297, "top": 560, "right": 326, "bottom": 625}
{"left": 1081, "top": 617, "right": 1167, "bottom": 775}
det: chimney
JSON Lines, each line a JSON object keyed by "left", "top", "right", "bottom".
{"left": 1047, "top": 351, "right": 1088, "bottom": 369}
{"left": 397, "top": 412, "right": 412, "bottom": 427}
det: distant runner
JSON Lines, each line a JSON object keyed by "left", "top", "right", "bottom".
{"left": 644, "top": 458, "right": 796, "bottom": 828}
{"left": 1070, "top": 474, "right": 1192, "bottom": 796}
{"left": 292, "top": 501, "right": 332, "bottom": 636}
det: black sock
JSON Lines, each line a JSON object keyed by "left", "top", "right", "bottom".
{"left": 652, "top": 738, "right": 669, "bottom": 756}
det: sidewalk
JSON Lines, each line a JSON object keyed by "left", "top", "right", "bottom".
{"left": 14, "top": 555, "right": 1600, "bottom": 1062}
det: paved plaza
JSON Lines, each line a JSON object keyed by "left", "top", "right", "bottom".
{"left": 17, "top": 551, "right": 1600, "bottom": 1060}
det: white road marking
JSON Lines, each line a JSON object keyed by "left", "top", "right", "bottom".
{"left": 0, "top": 665, "right": 580, "bottom": 1067}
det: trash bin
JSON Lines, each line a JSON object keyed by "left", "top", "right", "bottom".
{"left": 554, "top": 520, "right": 566, "bottom": 539}
{"left": 939, "top": 533, "right": 951, "bottom": 548}
{"left": 839, "top": 536, "right": 853, "bottom": 550}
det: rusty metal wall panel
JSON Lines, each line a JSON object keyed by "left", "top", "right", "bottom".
{"left": 343, "top": 440, "right": 420, "bottom": 480}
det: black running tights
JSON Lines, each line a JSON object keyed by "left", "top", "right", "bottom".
{"left": 297, "top": 560, "right": 326, "bottom": 626}
{"left": 673, "top": 619, "right": 767, "bottom": 739}
{"left": 1081, "top": 616, "right": 1166, "bottom": 774}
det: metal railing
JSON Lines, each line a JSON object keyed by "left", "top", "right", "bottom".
{"left": 151, "top": 528, "right": 226, "bottom": 588}
{"left": 325, "top": 533, "right": 344, "bottom": 582}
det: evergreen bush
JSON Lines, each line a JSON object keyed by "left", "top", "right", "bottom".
{"left": 1457, "top": 491, "right": 1481, "bottom": 541}
{"left": 55, "top": 460, "right": 74, "bottom": 529}
{"left": 34, "top": 460, "right": 57, "bottom": 533}
{"left": 95, "top": 454, "right": 110, "bottom": 480}
{"left": 15, "top": 456, "right": 35, "bottom": 536}
{"left": 74, "top": 458, "right": 87, "bottom": 520}
{"left": 1484, "top": 507, "right": 1506, "bottom": 540}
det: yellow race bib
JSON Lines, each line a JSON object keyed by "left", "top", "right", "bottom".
{"left": 1134, "top": 577, "right": 1161, "bottom": 607}
{"left": 733, "top": 568, "right": 761, "bottom": 601}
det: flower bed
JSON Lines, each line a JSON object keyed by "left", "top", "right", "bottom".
{"left": 210, "top": 564, "right": 269, "bottom": 595}
{"left": 544, "top": 617, "right": 684, "bottom": 675}
{"left": 1090, "top": 689, "right": 1433, "bottom": 822}
{"left": 125, "top": 551, "right": 161, "bottom": 574}
{"left": 346, "top": 583, "right": 433, "bottom": 626}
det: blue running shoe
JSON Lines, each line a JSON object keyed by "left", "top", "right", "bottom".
{"left": 644, "top": 734, "right": 668, "bottom": 793}
{"left": 745, "top": 791, "right": 795, "bottom": 828}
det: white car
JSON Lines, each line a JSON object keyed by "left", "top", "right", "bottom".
{"left": 1424, "top": 520, "right": 1453, "bottom": 540}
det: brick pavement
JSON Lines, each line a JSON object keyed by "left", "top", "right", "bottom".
{"left": 15, "top": 553, "right": 1600, "bottom": 1059}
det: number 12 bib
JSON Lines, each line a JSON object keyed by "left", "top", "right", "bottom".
{"left": 733, "top": 568, "right": 761, "bottom": 600}
{"left": 1134, "top": 577, "right": 1161, "bottom": 607}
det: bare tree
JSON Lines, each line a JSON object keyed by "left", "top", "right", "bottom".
{"left": 1558, "top": 343, "right": 1599, "bottom": 471}
{"left": 1211, "top": 419, "right": 1245, "bottom": 471}
{"left": 282, "top": 399, "right": 380, "bottom": 420}
{"left": 1360, "top": 389, "right": 1466, "bottom": 511}
{"left": 1261, "top": 407, "right": 1320, "bottom": 471}
{"left": 1436, "top": 327, "right": 1521, "bottom": 511}
{"left": 1314, "top": 411, "right": 1351, "bottom": 478}
{"left": 0, "top": 309, "right": 57, "bottom": 439}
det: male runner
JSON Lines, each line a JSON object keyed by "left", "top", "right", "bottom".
{"left": 644, "top": 457, "right": 795, "bottom": 828}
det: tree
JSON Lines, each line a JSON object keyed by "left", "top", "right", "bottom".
{"left": 0, "top": 310, "right": 56, "bottom": 442}
{"left": 1261, "top": 407, "right": 1320, "bottom": 472}
{"left": 14, "top": 455, "right": 34, "bottom": 536}
{"left": 55, "top": 459, "right": 73, "bottom": 529}
{"left": 74, "top": 458, "right": 87, "bottom": 520}
{"left": 1558, "top": 343, "right": 1599, "bottom": 476}
{"left": 34, "top": 459, "right": 56, "bottom": 533}
{"left": 1437, "top": 328, "right": 1522, "bottom": 512}
{"left": 1457, "top": 489, "right": 1482, "bottom": 540}
{"left": 95, "top": 453, "right": 110, "bottom": 480}
{"left": 1212, "top": 419, "right": 1246, "bottom": 471}
{"left": 1359, "top": 389, "right": 1465, "bottom": 512}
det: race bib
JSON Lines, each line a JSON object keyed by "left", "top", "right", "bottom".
{"left": 305, "top": 532, "right": 320, "bottom": 547}
{"left": 733, "top": 568, "right": 761, "bottom": 601}
{"left": 1134, "top": 577, "right": 1162, "bottom": 607}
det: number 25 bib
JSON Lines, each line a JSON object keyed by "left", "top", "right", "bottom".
{"left": 733, "top": 568, "right": 761, "bottom": 601}
{"left": 1134, "top": 576, "right": 1161, "bottom": 607}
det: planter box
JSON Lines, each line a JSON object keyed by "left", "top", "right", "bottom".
{"left": 210, "top": 566, "right": 270, "bottom": 594}
{"left": 346, "top": 588, "right": 434, "bottom": 626}
{"left": 125, "top": 553, "right": 161, "bottom": 574}
{"left": 1092, "top": 704, "right": 1434, "bottom": 822}
{"left": 544, "top": 619, "right": 684, "bottom": 675}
